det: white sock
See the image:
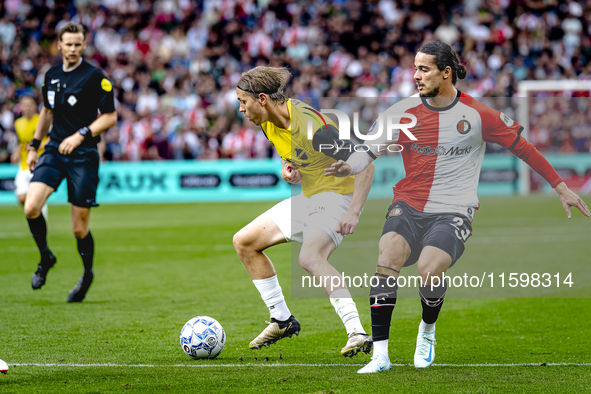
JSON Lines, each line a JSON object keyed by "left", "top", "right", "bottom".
{"left": 373, "top": 339, "right": 389, "bottom": 359}
{"left": 329, "top": 289, "right": 366, "bottom": 335}
{"left": 41, "top": 204, "right": 48, "bottom": 220}
{"left": 253, "top": 275, "right": 291, "bottom": 321}
{"left": 419, "top": 320, "right": 436, "bottom": 333}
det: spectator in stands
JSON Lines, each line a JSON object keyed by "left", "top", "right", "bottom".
{"left": 0, "top": 0, "right": 590, "bottom": 162}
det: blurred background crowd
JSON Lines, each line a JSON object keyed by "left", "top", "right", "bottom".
{"left": 0, "top": 0, "right": 591, "bottom": 164}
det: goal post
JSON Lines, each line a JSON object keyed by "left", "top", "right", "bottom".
{"left": 516, "top": 80, "right": 591, "bottom": 195}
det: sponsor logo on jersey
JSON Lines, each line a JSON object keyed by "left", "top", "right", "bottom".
{"left": 51, "top": 79, "right": 59, "bottom": 84}
{"left": 411, "top": 143, "right": 472, "bottom": 156}
{"left": 445, "top": 145, "right": 472, "bottom": 156}
{"left": 411, "top": 144, "right": 438, "bottom": 156}
{"left": 456, "top": 119, "right": 471, "bottom": 134}
{"left": 500, "top": 112, "right": 514, "bottom": 127}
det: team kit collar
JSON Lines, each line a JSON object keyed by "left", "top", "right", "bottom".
{"left": 63, "top": 57, "right": 83, "bottom": 72}
{"left": 421, "top": 89, "right": 461, "bottom": 112}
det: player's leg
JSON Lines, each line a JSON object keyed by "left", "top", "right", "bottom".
{"left": 64, "top": 148, "right": 100, "bottom": 302}
{"left": 233, "top": 212, "right": 287, "bottom": 280}
{"left": 412, "top": 213, "right": 471, "bottom": 368}
{"left": 298, "top": 226, "right": 372, "bottom": 357}
{"left": 26, "top": 146, "right": 67, "bottom": 289}
{"left": 15, "top": 170, "right": 30, "bottom": 206}
{"left": 24, "top": 181, "right": 56, "bottom": 290}
{"left": 17, "top": 193, "right": 26, "bottom": 205}
{"left": 17, "top": 170, "right": 48, "bottom": 217}
{"left": 233, "top": 198, "right": 300, "bottom": 349}
{"left": 298, "top": 191, "right": 372, "bottom": 357}
{"left": 357, "top": 231, "right": 411, "bottom": 373}
{"left": 67, "top": 205, "right": 94, "bottom": 302}
{"left": 358, "top": 202, "right": 418, "bottom": 373}
{"left": 411, "top": 246, "right": 451, "bottom": 369}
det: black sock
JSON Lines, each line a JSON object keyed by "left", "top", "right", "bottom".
{"left": 419, "top": 281, "right": 448, "bottom": 324}
{"left": 77, "top": 231, "right": 94, "bottom": 274}
{"left": 27, "top": 215, "right": 52, "bottom": 261}
{"left": 369, "top": 274, "right": 398, "bottom": 341}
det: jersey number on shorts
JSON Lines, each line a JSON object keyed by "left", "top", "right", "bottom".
{"left": 450, "top": 217, "right": 470, "bottom": 241}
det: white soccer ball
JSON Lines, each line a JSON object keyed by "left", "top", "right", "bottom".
{"left": 180, "top": 316, "right": 226, "bottom": 359}
{"left": 0, "top": 359, "right": 8, "bottom": 374}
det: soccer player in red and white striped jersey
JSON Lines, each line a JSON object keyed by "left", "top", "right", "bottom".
{"left": 325, "top": 41, "right": 590, "bottom": 373}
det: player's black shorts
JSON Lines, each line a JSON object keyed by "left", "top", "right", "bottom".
{"left": 31, "top": 143, "right": 100, "bottom": 208}
{"left": 382, "top": 201, "right": 472, "bottom": 268}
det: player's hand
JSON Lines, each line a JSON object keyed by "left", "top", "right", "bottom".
{"left": 555, "top": 182, "right": 590, "bottom": 218}
{"left": 336, "top": 212, "right": 360, "bottom": 235}
{"left": 58, "top": 133, "right": 84, "bottom": 155}
{"left": 324, "top": 160, "right": 352, "bottom": 177}
{"left": 281, "top": 162, "right": 302, "bottom": 184}
{"left": 26, "top": 149, "right": 38, "bottom": 171}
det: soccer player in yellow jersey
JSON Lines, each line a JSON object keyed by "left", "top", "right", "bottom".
{"left": 12, "top": 96, "right": 48, "bottom": 217}
{"left": 233, "top": 66, "right": 375, "bottom": 357}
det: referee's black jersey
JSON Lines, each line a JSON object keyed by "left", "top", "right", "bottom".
{"left": 42, "top": 59, "right": 115, "bottom": 148}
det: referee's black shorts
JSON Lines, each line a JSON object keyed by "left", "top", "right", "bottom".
{"left": 382, "top": 201, "right": 472, "bottom": 268}
{"left": 31, "top": 143, "right": 100, "bottom": 208}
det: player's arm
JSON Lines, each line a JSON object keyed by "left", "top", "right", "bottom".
{"left": 324, "top": 151, "right": 376, "bottom": 178}
{"left": 336, "top": 161, "right": 375, "bottom": 235}
{"left": 27, "top": 106, "right": 53, "bottom": 171}
{"left": 484, "top": 110, "right": 590, "bottom": 219}
{"left": 508, "top": 137, "right": 589, "bottom": 218}
{"left": 11, "top": 138, "right": 20, "bottom": 164}
{"left": 10, "top": 149, "right": 19, "bottom": 164}
{"left": 59, "top": 111, "right": 117, "bottom": 155}
{"left": 308, "top": 121, "right": 376, "bottom": 177}
{"left": 322, "top": 122, "right": 388, "bottom": 178}
{"left": 323, "top": 102, "right": 418, "bottom": 177}
{"left": 60, "top": 72, "right": 117, "bottom": 155}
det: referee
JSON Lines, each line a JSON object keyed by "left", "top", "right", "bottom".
{"left": 24, "top": 23, "right": 117, "bottom": 302}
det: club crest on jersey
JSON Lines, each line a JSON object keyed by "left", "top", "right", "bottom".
{"left": 389, "top": 207, "right": 403, "bottom": 217}
{"left": 456, "top": 119, "right": 471, "bottom": 134}
{"left": 67, "top": 95, "right": 78, "bottom": 106}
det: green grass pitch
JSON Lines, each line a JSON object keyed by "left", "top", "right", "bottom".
{"left": 1, "top": 195, "right": 590, "bottom": 393}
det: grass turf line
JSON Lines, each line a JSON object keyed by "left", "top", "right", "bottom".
{"left": 0, "top": 196, "right": 590, "bottom": 393}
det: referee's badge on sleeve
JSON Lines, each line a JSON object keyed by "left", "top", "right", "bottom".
{"left": 101, "top": 78, "right": 112, "bottom": 92}
{"left": 48, "top": 91, "right": 55, "bottom": 108}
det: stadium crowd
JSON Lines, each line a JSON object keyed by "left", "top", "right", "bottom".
{"left": 0, "top": 0, "right": 591, "bottom": 164}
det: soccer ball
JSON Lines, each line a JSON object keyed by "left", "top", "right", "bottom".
{"left": 180, "top": 316, "right": 226, "bottom": 359}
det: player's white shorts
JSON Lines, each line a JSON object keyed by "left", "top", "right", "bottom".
{"left": 265, "top": 191, "right": 353, "bottom": 248}
{"left": 14, "top": 169, "right": 33, "bottom": 196}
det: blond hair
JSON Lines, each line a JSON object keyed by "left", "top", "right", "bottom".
{"left": 237, "top": 66, "right": 291, "bottom": 104}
